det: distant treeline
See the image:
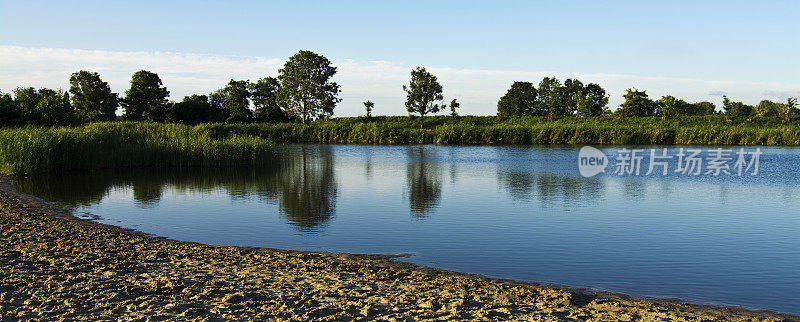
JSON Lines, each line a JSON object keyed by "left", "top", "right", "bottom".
{"left": 1, "top": 50, "right": 797, "bottom": 127}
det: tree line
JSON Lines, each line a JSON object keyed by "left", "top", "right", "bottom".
{"left": 1, "top": 49, "right": 797, "bottom": 127}
{"left": 0, "top": 50, "right": 341, "bottom": 126}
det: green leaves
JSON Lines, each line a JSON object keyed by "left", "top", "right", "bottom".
{"left": 122, "top": 70, "right": 170, "bottom": 122}
{"left": 403, "top": 67, "right": 444, "bottom": 128}
{"left": 277, "top": 50, "right": 341, "bottom": 123}
{"left": 69, "top": 70, "right": 119, "bottom": 122}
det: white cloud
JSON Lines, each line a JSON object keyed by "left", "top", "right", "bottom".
{"left": 2, "top": 46, "right": 798, "bottom": 116}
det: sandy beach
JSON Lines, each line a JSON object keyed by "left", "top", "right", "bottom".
{"left": 1, "top": 177, "right": 796, "bottom": 321}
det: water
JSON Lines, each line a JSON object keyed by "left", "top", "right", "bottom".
{"left": 14, "top": 144, "right": 800, "bottom": 315}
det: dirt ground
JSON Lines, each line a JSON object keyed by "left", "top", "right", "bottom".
{"left": 1, "top": 177, "right": 796, "bottom": 321}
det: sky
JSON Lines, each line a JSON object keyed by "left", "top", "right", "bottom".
{"left": 1, "top": 0, "right": 798, "bottom": 116}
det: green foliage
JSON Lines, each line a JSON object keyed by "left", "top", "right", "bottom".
{"left": 617, "top": 89, "right": 657, "bottom": 117}
{"left": 449, "top": 99, "right": 460, "bottom": 117}
{"left": 69, "top": 70, "right": 119, "bottom": 122}
{"left": 190, "top": 115, "right": 800, "bottom": 146}
{"left": 538, "top": 77, "right": 568, "bottom": 117}
{"left": 0, "top": 122, "right": 274, "bottom": 174}
{"left": 403, "top": 67, "right": 445, "bottom": 128}
{"left": 250, "top": 77, "right": 288, "bottom": 122}
{"left": 755, "top": 100, "right": 787, "bottom": 117}
{"left": 723, "top": 95, "right": 755, "bottom": 117}
{"left": 166, "top": 95, "right": 226, "bottom": 124}
{"left": 0, "top": 92, "right": 16, "bottom": 125}
{"left": 576, "top": 83, "right": 609, "bottom": 117}
{"left": 122, "top": 70, "right": 170, "bottom": 122}
{"left": 218, "top": 80, "right": 253, "bottom": 123}
{"left": 277, "top": 50, "right": 341, "bottom": 123}
{"left": 497, "top": 81, "right": 540, "bottom": 117}
{"left": 363, "top": 100, "right": 374, "bottom": 118}
{"left": 6, "top": 88, "right": 78, "bottom": 126}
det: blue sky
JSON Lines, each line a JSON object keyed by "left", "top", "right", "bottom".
{"left": 1, "top": 0, "right": 798, "bottom": 116}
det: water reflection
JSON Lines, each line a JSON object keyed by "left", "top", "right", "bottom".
{"left": 406, "top": 146, "right": 442, "bottom": 217}
{"left": 16, "top": 145, "right": 339, "bottom": 232}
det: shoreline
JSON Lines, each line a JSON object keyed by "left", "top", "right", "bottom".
{"left": 1, "top": 176, "right": 797, "bottom": 320}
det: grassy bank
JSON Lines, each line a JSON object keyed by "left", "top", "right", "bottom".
{"left": 198, "top": 115, "right": 800, "bottom": 146}
{"left": 0, "top": 122, "right": 273, "bottom": 174}
{"left": 3, "top": 116, "right": 799, "bottom": 174}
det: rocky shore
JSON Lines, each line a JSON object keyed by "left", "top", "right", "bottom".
{"left": 1, "top": 177, "right": 796, "bottom": 321}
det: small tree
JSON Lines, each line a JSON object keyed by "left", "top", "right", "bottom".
{"left": 277, "top": 50, "right": 341, "bottom": 123}
{"left": 122, "top": 70, "right": 170, "bottom": 122}
{"left": 363, "top": 100, "right": 374, "bottom": 118}
{"left": 403, "top": 67, "right": 444, "bottom": 129}
{"left": 69, "top": 70, "right": 119, "bottom": 122}
{"left": 449, "top": 99, "right": 460, "bottom": 117}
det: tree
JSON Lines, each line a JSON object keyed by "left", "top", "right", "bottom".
{"left": 658, "top": 95, "right": 691, "bottom": 117}
{"left": 538, "top": 77, "right": 568, "bottom": 119}
{"left": 403, "top": 67, "right": 444, "bottom": 128}
{"left": 449, "top": 98, "right": 460, "bottom": 117}
{"left": 787, "top": 97, "right": 799, "bottom": 116}
{"left": 218, "top": 80, "right": 252, "bottom": 123}
{"left": 575, "top": 83, "right": 609, "bottom": 117}
{"left": 722, "top": 96, "right": 754, "bottom": 117}
{"left": 616, "top": 89, "right": 657, "bottom": 117}
{"left": 562, "top": 78, "right": 585, "bottom": 115}
{"left": 363, "top": 100, "right": 374, "bottom": 118}
{"left": 497, "top": 81, "right": 540, "bottom": 117}
{"left": 166, "top": 94, "right": 226, "bottom": 124}
{"left": 250, "top": 77, "right": 288, "bottom": 123}
{"left": 122, "top": 70, "right": 170, "bottom": 122}
{"left": 0, "top": 91, "right": 16, "bottom": 126}
{"left": 691, "top": 101, "right": 717, "bottom": 115}
{"left": 69, "top": 70, "right": 119, "bottom": 122}
{"left": 755, "top": 100, "right": 786, "bottom": 117}
{"left": 277, "top": 50, "right": 341, "bottom": 123}
{"left": 31, "top": 88, "right": 76, "bottom": 126}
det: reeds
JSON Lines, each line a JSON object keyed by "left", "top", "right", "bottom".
{"left": 0, "top": 122, "right": 274, "bottom": 174}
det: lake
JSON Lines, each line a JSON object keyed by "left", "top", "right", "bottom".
{"left": 13, "top": 144, "right": 800, "bottom": 314}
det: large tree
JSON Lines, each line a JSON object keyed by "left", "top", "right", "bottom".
{"left": 497, "top": 81, "right": 540, "bottom": 117}
{"left": 403, "top": 67, "right": 445, "bottom": 128}
{"left": 122, "top": 70, "right": 170, "bottom": 122}
{"left": 576, "top": 83, "right": 609, "bottom": 117}
{"left": 616, "top": 89, "right": 657, "bottom": 117}
{"left": 69, "top": 70, "right": 118, "bottom": 122}
{"left": 250, "top": 77, "right": 287, "bottom": 122}
{"left": 277, "top": 50, "right": 341, "bottom": 123}
{"left": 363, "top": 100, "right": 374, "bottom": 118}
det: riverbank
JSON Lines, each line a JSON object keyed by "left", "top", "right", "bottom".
{"left": 1, "top": 177, "right": 796, "bottom": 320}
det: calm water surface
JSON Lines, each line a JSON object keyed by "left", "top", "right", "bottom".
{"left": 14, "top": 144, "right": 800, "bottom": 314}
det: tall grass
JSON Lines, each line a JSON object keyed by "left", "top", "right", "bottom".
{"left": 2, "top": 116, "right": 798, "bottom": 174}
{"left": 196, "top": 115, "right": 800, "bottom": 146}
{"left": 0, "top": 122, "right": 274, "bottom": 174}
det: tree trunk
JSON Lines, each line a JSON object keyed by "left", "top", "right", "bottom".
{"left": 420, "top": 114, "right": 424, "bottom": 129}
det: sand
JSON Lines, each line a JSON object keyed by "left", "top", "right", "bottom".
{"left": 0, "top": 177, "right": 796, "bottom": 321}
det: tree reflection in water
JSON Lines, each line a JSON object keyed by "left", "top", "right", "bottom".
{"left": 13, "top": 145, "right": 339, "bottom": 233}
{"left": 405, "top": 145, "right": 442, "bottom": 218}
